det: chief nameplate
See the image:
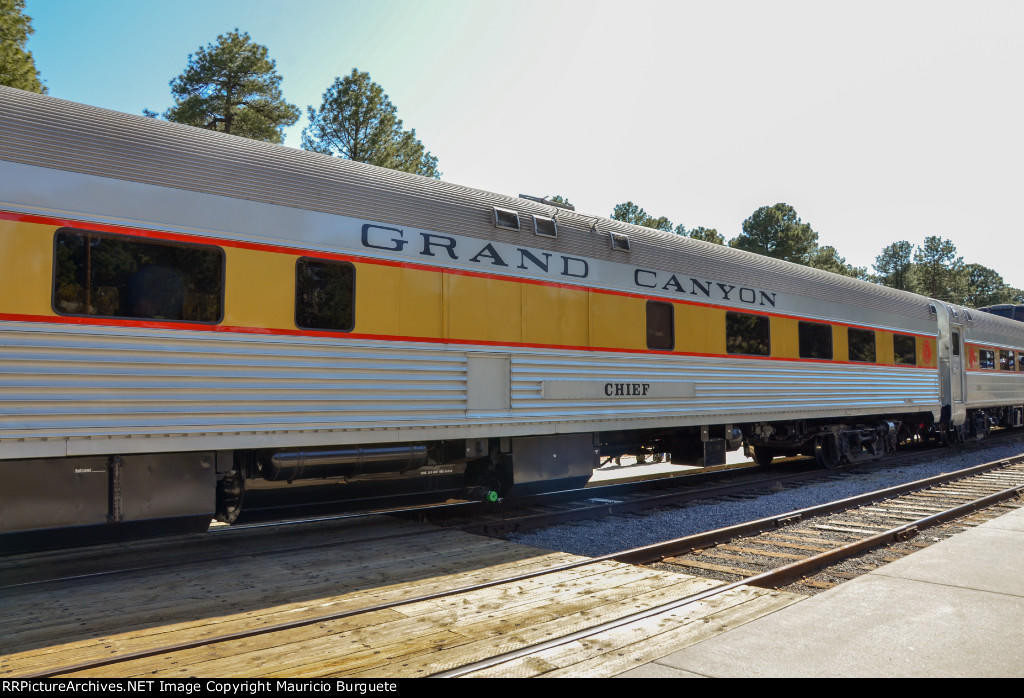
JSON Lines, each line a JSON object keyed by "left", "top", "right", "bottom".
{"left": 543, "top": 380, "right": 696, "bottom": 400}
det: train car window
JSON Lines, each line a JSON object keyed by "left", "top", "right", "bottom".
{"left": 893, "top": 334, "right": 916, "bottom": 366}
{"left": 52, "top": 229, "right": 223, "bottom": 323}
{"left": 999, "top": 350, "right": 1015, "bottom": 371}
{"left": 726, "top": 312, "right": 769, "bottom": 356}
{"left": 848, "top": 328, "right": 876, "bottom": 363}
{"left": 295, "top": 257, "right": 355, "bottom": 332}
{"left": 952, "top": 331, "right": 960, "bottom": 356}
{"left": 979, "top": 349, "right": 995, "bottom": 369}
{"left": 798, "top": 321, "right": 832, "bottom": 360}
{"left": 646, "top": 301, "right": 674, "bottom": 350}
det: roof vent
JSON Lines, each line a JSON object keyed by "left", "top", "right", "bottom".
{"left": 493, "top": 207, "right": 520, "bottom": 231}
{"left": 610, "top": 232, "right": 630, "bottom": 252}
{"left": 533, "top": 215, "right": 557, "bottom": 238}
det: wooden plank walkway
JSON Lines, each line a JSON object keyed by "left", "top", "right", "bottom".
{"left": 0, "top": 516, "right": 803, "bottom": 678}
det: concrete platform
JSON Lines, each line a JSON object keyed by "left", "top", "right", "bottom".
{"left": 617, "top": 506, "right": 1024, "bottom": 678}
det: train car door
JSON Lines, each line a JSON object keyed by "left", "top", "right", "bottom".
{"left": 949, "top": 322, "right": 966, "bottom": 425}
{"left": 936, "top": 302, "right": 966, "bottom": 428}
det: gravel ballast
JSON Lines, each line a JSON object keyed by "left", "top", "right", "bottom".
{"left": 505, "top": 439, "right": 1024, "bottom": 557}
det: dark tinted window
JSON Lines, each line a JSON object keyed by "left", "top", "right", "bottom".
{"left": 1000, "top": 350, "right": 1015, "bottom": 371}
{"left": 798, "top": 321, "right": 832, "bottom": 360}
{"left": 726, "top": 312, "right": 769, "bottom": 356}
{"left": 894, "top": 334, "right": 916, "bottom": 365}
{"left": 295, "top": 257, "right": 355, "bottom": 331}
{"left": 979, "top": 349, "right": 995, "bottom": 369}
{"left": 952, "top": 331, "right": 960, "bottom": 356}
{"left": 848, "top": 328, "right": 876, "bottom": 363}
{"left": 53, "top": 229, "right": 223, "bottom": 322}
{"left": 646, "top": 301, "right": 674, "bottom": 350}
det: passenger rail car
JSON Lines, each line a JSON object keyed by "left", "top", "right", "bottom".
{"left": 2, "top": 87, "right": 1023, "bottom": 549}
{"left": 978, "top": 304, "right": 1024, "bottom": 323}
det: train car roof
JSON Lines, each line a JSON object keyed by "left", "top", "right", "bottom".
{"left": 0, "top": 87, "right": 951, "bottom": 322}
{"left": 960, "top": 306, "right": 1024, "bottom": 346}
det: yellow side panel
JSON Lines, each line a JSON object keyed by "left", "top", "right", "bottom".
{"left": 770, "top": 317, "right": 799, "bottom": 359}
{"left": 675, "top": 303, "right": 725, "bottom": 356}
{"left": 558, "top": 286, "right": 590, "bottom": 348}
{"left": 398, "top": 266, "right": 442, "bottom": 339}
{"left": 590, "top": 292, "right": 645, "bottom": 351}
{"left": 876, "top": 331, "right": 894, "bottom": 366}
{"left": 833, "top": 326, "right": 850, "bottom": 362}
{"left": 222, "top": 247, "right": 295, "bottom": 330}
{"left": 0, "top": 220, "right": 55, "bottom": 317}
{"left": 522, "top": 284, "right": 590, "bottom": 347}
{"left": 354, "top": 262, "right": 400, "bottom": 336}
{"left": 522, "top": 283, "right": 560, "bottom": 346}
{"left": 447, "top": 273, "right": 523, "bottom": 344}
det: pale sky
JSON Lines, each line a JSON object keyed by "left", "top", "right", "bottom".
{"left": 23, "top": 0, "right": 1024, "bottom": 288}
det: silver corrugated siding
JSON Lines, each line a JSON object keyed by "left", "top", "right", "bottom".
{"left": 511, "top": 353, "right": 939, "bottom": 418}
{"left": 0, "top": 321, "right": 939, "bottom": 447}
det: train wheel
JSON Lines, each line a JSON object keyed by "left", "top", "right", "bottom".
{"left": 751, "top": 445, "right": 774, "bottom": 467}
{"left": 941, "top": 424, "right": 961, "bottom": 447}
{"left": 813, "top": 434, "right": 840, "bottom": 469}
{"left": 215, "top": 471, "right": 244, "bottom": 524}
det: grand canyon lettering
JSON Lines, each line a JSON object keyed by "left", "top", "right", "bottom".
{"left": 360, "top": 224, "right": 777, "bottom": 308}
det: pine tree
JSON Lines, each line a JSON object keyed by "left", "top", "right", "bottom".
{"left": 161, "top": 29, "right": 299, "bottom": 143}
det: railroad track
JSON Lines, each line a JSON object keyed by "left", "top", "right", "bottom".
{"left": 6, "top": 431, "right": 1022, "bottom": 590}
{"left": 435, "top": 454, "right": 1024, "bottom": 677}
{"left": 644, "top": 457, "right": 1024, "bottom": 590}
{"left": 5, "top": 453, "right": 1022, "bottom": 678}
